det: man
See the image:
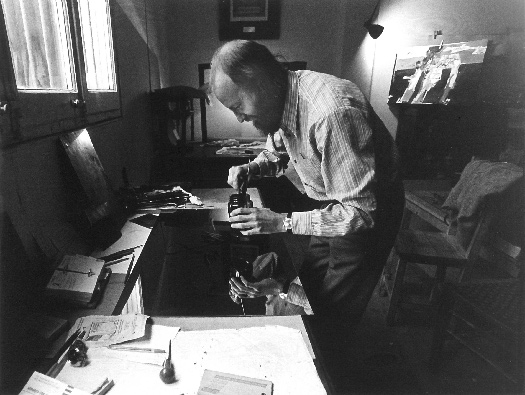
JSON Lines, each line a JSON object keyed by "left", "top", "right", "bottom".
{"left": 210, "top": 40, "right": 404, "bottom": 320}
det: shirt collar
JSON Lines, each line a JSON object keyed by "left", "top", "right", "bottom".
{"left": 280, "top": 71, "right": 299, "bottom": 137}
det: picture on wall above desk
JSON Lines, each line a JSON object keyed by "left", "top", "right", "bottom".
{"left": 219, "top": 0, "right": 281, "bottom": 40}
{"left": 388, "top": 39, "right": 488, "bottom": 105}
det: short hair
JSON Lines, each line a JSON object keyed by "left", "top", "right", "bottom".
{"left": 209, "top": 40, "right": 287, "bottom": 94}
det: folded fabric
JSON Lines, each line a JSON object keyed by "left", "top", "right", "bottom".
{"left": 442, "top": 159, "right": 523, "bottom": 248}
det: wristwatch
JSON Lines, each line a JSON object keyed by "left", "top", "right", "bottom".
{"left": 283, "top": 212, "right": 293, "bottom": 234}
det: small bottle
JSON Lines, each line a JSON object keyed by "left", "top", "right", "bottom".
{"left": 228, "top": 193, "right": 252, "bottom": 216}
{"left": 228, "top": 193, "right": 253, "bottom": 242}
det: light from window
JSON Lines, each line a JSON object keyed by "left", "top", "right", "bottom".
{"left": 78, "top": 0, "right": 116, "bottom": 91}
{"left": 1, "top": 0, "right": 75, "bottom": 91}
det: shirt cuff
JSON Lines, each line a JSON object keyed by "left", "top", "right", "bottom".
{"left": 291, "top": 211, "right": 312, "bottom": 235}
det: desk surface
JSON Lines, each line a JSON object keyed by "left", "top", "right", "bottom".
{"left": 180, "top": 141, "right": 266, "bottom": 159}
{"left": 54, "top": 315, "right": 329, "bottom": 395}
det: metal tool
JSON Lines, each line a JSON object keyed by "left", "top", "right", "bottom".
{"left": 159, "top": 340, "right": 176, "bottom": 384}
{"left": 235, "top": 270, "right": 246, "bottom": 316}
{"left": 238, "top": 159, "right": 250, "bottom": 197}
{"left": 99, "top": 245, "right": 143, "bottom": 262}
{"left": 56, "top": 267, "right": 96, "bottom": 277}
{"left": 67, "top": 331, "right": 88, "bottom": 367}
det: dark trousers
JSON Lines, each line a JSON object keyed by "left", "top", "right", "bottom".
{"left": 299, "top": 182, "right": 405, "bottom": 320}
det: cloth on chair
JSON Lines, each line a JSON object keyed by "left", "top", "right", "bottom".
{"left": 442, "top": 159, "right": 523, "bottom": 249}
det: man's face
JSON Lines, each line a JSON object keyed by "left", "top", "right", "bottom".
{"left": 213, "top": 70, "right": 282, "bottom": 135}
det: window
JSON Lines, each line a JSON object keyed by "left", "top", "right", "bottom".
{"left": 0, "top": 0, "right": 119, "bottom": 145}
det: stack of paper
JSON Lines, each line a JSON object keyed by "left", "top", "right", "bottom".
{"left": 19, "top": 371, "right": 90, "bottom": 395}
{"left": 46, "top": 255, "right": 106, "bottom": 304}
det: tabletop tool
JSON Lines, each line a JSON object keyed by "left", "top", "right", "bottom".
{"left": 159, "top": 340, "right": 176, "bottom": 384}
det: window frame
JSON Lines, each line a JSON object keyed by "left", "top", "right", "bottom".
{"left": 0, "top": 0, "right": 120, "bottom": 147}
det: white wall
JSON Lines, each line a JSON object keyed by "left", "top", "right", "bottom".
{"left": 167, "top": 0, "right": 347, "bottom": 141}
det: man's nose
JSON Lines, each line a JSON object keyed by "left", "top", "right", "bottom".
{"left": 235, "top": 113, "right": 246, "bottom": 123}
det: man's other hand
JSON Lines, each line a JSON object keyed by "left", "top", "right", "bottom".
{"left": 229, "top": 208, "right": 286, "bottom": 234}
{"left": 227, "top": 164, "right": 249, "bottom": 190}
{"left": 229, "top": 276, "right": 283, "bottom": 302}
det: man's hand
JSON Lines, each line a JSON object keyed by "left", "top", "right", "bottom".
{"left": 227, "top": 164, "right": 249, "bottom": 190}
{"left": 229, "top": 276, "right": 283, "bottom": 303}
{"left": 229, "top": 208, "right": 286, "bottom": 235}
{"left": 227, "top": 162, "right": 260, "bottom": 190}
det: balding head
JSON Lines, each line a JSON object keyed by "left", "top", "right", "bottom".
{"left": 210, "top": 40, "right": 287, "bottom": 96}
{"left": 209, "top": 40, "right": 287, "bottom": 134}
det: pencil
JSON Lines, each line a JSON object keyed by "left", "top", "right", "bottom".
{"left": 107, "top": 345, "right": 165, "bottom": 353}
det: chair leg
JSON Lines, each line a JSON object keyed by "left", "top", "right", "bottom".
{"left": 378, "top": 250, "right": 395, "bottom": 297}
{"left": 385, "top": 253, "right": 406, "bottom": 325}
{"left": 378, "top": 270, "right": 389, "bottom": 297}
{"left": 429, "top": 286, "right": 454, "bottom": 369}
{"left": 430, "top": 264, "right": 447, "bottom": 301}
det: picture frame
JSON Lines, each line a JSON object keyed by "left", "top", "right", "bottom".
{"left": 219, "top": 0, "right": 281, "bottom": 41}
{"left": 388, "top": 39, "right": 488, "bottom": 105}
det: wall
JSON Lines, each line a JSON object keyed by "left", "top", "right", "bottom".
{"left": 344, "top": 0, "right": 525, "bottom": 138}
{"left": 166, "top": 0, "right": 348, "bottom": 141}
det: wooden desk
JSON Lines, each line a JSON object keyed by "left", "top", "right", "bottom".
{"left": 151, "top": 316, "right": 371, "bottom": 395}
{"left": 52, "top": 315, "right": 331, "bottom": 395}
{"left": 141, "top": 188, "right": 266, "bottom": 316}
{"left": 39, "top": 189, "right": 263, "bottom": 366}
{"left": 35, "top": 187, "right": 384, "bottom": 395}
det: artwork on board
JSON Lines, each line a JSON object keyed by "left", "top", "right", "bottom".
{"left": 388, "top": 39, "right": 488, "bottom": 105}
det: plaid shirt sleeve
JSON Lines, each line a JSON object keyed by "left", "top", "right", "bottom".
{"left": 292, "top": 107, "right": 376, "bottom": 237}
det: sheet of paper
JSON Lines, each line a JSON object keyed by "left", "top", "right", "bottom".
{"left": 18, "top": 371, "right": 90, "bottom": 395}
{"left": 171, "top": 325, "right": 326, "bottom": 395}
{"left": 56, "top": 325, "right": 325, "bottom": 395}
{"left": 101, "top": 324, "right": 181, "bottom": 366}
{"left": 56, "top": 327, "right": 182, "bottom": 395}
{"left": 116, "top": 324, "right": 180, "bottom": 349}
{"left": 46, "top": 255, "right": 104, "bottom": 297}
{"left": 68, "top": 314, "right": 148, "bottom": 347}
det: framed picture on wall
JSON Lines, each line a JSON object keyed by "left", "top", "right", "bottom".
{"left": 219, "top": 0, "right": 281, "bottom": 40}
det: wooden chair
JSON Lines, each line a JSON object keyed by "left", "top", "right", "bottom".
{"left": 380, "top": 159, "right": 523, "bottom": 325}
{"left": 429, "top": 233, "right": 523, "bottom": 391}
{"left": 380, "top": 208, "right": 493, "bottom": 325}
